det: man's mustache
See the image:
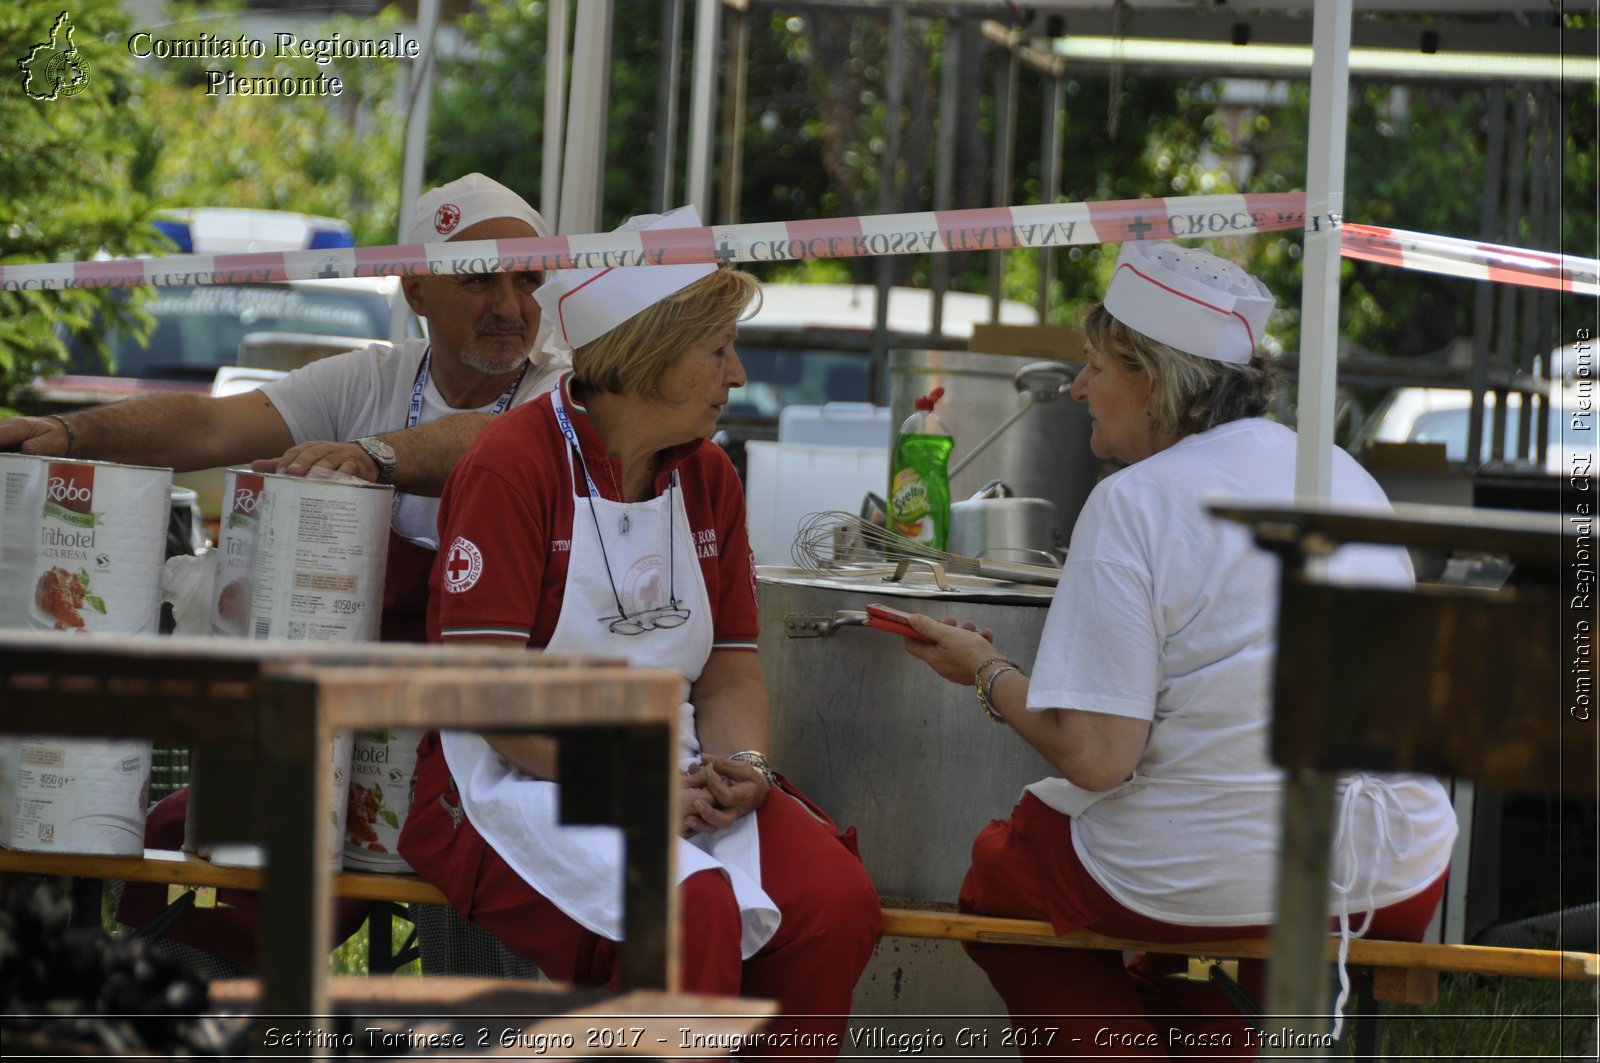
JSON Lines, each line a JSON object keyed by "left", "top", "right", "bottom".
{"left": 475, "top": 317, "right": 527, "bottom": 336}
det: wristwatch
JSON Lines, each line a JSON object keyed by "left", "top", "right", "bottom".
{"left": 727, "top": 750, "right": 777, "bottom": 788}
{"left": 354, "top": 436, "right": 396, "bottom": 484}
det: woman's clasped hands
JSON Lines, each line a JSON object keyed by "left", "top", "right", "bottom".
{"left": 681, "top": 753, "right": 770, "bottom": 837}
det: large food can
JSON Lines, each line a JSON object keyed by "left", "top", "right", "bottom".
{"left": 0, "top": 456, "right": 167, "bottom": 855}
{"left": 202, "top": 729, "right": 354, "bottom": 871}
{"left": 0, "top": 737, "right": 151, "bottom": 855}
{"left": 16, "top": 458, "right": 171, "bottom": 634}
{"left": 0, "top": 453, "right": 46, "bottom": 626}
{"left": 342, "top": 729, "right": 422, "bottom": 873}
{"left": 247, "top": 473, "right": 392, "bottom": 642}
{"left": 221, "top": 472, "right": 392, "bottom": 869}
{"left": 210, "top": 468, "right": 264, "bottom": 636}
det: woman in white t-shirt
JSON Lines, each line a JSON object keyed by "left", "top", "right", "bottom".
{"left": 901, "top": 241, "right": 1456, "bottom": 1058}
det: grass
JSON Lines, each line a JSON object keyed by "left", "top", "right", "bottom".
{"left": 1360, "top": 973, "right": 1598, "bottom": 1060}
{"left": 329, "top": 910, "right": 421, "bottom": 976}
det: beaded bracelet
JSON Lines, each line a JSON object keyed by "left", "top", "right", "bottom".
{"left": 44, "top": 414, "right": 75, "bottom": 457}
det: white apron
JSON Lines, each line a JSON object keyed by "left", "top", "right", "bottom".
{"left": 441, "top": 389, "right": 780, "bottom": 957}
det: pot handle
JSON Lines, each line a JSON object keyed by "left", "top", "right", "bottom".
{"left": 783, "top": 610, "right": 871, "bottom": 638}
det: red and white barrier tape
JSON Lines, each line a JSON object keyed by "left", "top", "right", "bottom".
{"left": 2, "top": 193, "right": 1591, "bottom": 299}
{"left": 0, "top": 193, "right": 1307, "bottom": 291}
{"left": 1340, "top": 223, "right": 1599, "bottom": 297}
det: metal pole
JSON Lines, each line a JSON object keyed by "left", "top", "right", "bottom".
{"left": 1273, "top": 1, "right": 1353, "bottom": 1051}
{"left": 651, "top": 0, "right": 684, "bottom": 213}
{"left": 393, "top": 0, "right": 438, "bottom": 344}
{"left": 872, "top": 2, "right": 908, "bottom": 367}
{"left": 558, "top": 0, "right": 614, "bottom": 236}
{"left": 1469, "top": 86, "right": 1509, "bottom": 471}
{"left": 930, "top": 17, "right": 962, "bottom": 340}
{"left": 1292, "top": 0, "right": 1351, "bottom": 507}
{"left": 1520, "top": 86, "right": 1551, "bottom": 463}
{"left": 542, "top": 0, "right": 570, "bottom": 226}
{"left": 1490, "top": 85, "right": 1531, "bottom": 464}
{"left": 718, "top": 5, "right": 750, "bottom": 223}
{"left": 686, "top": 0, "right": 723, "bottom": 220}
{"left": 989, "top": 41, "right": 1019, "bottom": 322}
{"left": 1037, "top": 70, "right": 1065, "bottom": 320}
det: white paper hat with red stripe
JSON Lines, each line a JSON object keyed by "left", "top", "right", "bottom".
{"left": 535, "top": 205, "right": 716, "bottom": 350}
{"left": 1103, "top": 241, "right": 1274, "bottom": 364}
{"left": 404, "top": 173, "right": 549, "bottom": 243}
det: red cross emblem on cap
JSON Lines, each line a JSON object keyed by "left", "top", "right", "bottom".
{"left": 434, "top": 202, "right": 462, "bottom": 236}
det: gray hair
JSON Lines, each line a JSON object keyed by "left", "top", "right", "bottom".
{"left": 1082, "top": 303, "right": 1280, "bottom": 438}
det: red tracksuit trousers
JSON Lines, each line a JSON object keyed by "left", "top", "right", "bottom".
{"left": 959, "top": 793, "right": 1447, "bottom": 1060}
{"left": 399, "top": 732, "right": 883, "bottom": 1058}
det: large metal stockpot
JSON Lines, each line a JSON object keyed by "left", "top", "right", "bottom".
{"left": 890, "top": 348, "right": 1098, "bottom": 538}
{"left": 758, "top": 565, "right": 1055, "bottom": 1018}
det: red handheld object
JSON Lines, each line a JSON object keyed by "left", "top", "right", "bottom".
{"left": 864, "top": 603, "right": 937, "bottom": 643}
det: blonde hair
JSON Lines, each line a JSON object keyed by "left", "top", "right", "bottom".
{"left": 1082, "top": 303, "right": 1279, "bottom": 438}
{"left": 572, "top": 269, "right": 762, "bottom": 396}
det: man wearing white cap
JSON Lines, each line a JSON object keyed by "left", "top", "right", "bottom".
{"left": 399, "top": 206, "right": 882, "bottom": 1054}
{"left": 18, "top": 172, "right": 566, "bottom": 976}
{"left": 899, "top": 241, "right": 1456, "bottom": 1055}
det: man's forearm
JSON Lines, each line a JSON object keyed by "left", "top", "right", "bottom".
{"left": 41, "top": 391, "right": 293, "bottom": 471}
{"left": 376, "top": 412, "right": 493, "bottom": 496}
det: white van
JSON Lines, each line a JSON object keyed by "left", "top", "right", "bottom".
{"left": 1360, "top": 381, "right": 1583, "bottom": 474}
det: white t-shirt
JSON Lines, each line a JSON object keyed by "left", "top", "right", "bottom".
{"left": 1026, "top": 418, "right": 1457, "bottom": 925}
{"left": 260, "top": 337, "right": 565, "bottom": 545}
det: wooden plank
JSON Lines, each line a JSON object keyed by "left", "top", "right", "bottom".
{"left": 878, "top": 908, "right": 1600, "bottom": 981}
{"left": 0, "top": 847, "right": 450, "bottom": 904}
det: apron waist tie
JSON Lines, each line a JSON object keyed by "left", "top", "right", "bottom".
{"left": 1328, "top": 773, "right": 1414, "bottom": 1039}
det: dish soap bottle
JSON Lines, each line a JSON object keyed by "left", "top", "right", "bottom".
{"left": 888, "top": 387, "right": 954, "bottom": 549}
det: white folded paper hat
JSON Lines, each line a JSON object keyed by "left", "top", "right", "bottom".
{"left": 1102, "top": 241, "right": 1275, "bottom": 364}
{"left": 403, "top": 173, "right": 549, "bottom": 243}
{"left": 535, "top": 206, "right": 716, "bottom": 350}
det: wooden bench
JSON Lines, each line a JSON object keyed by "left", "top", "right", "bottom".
{"left": 7, "top": 846, "right": 1595, "bottom": 1006}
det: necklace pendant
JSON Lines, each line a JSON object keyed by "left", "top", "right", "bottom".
{"left": 619, "top": 513, "right": 630, "bottom": 535}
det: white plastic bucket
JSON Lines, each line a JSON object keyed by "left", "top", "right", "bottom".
{"left": 247, "top": 473, "right": 392, "bottom": 643}
{"left": 342, "top": 729, "right": 422, "bottom": 873}
{"left": 0, "top": 736, "right": 151, "bottom": 855}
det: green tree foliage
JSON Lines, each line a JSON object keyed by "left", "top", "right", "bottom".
{"left": 125, "top": 1, "right": 408, "bottom": 246}
{"left": 2, "top": 1, "right": 410, "bottom": 412}
{"left": 0, "top": 2, "right": 165, "bottom": 414}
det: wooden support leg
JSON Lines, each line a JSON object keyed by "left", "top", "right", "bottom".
{"left": 1264, "top": 768, "right": 1337, "bottom": 1058}
{"left": 256, "top": 680, "right": 328, "bottom": 1024}
{"left": 558, "top": 722, "right": 679, "bottom": 992}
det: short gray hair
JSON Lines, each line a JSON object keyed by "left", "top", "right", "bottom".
{"left": 1082, "top": 303, "right": 1280, "bottom": 438}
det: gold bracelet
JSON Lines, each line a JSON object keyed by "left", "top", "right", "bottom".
{"left": 973, "top": 655, "right": 1015, "bottom": 722}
